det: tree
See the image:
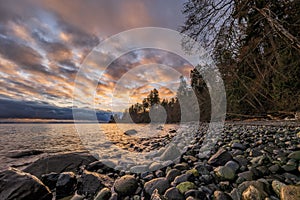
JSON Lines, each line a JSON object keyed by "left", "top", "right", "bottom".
{"left": 148, "top": 88, "right": 160, "bottom": 106}
{"left": 181, "top": 0, "right": 300, "bottom": 115}
{"left": 177, "top": 75, "right": 188, "bottom": 97}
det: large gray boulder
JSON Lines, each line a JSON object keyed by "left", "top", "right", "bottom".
{"left": 0, "top": 168, "right": 52, "bottom": 200}
{"left": 24, "top": 152, "right": 97, "bottom": 178}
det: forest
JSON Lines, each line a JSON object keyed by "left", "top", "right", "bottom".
{"left": 113, "top": 0, "right": 299, "bottom": 123}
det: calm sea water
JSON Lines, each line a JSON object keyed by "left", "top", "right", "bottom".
{"left": 0, "top": 123, "right": 179, "bottom": 171}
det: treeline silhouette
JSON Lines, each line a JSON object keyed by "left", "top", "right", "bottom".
{"left": 115, "top": 75, "right": 210, "bottom": 123}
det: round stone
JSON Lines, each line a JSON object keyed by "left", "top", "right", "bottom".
{"left": 114, "top": 175, "right": 138, "bottom": 196}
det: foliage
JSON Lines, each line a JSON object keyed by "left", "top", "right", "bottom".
{"left": 181, "top": 0, "right": 300, "bottom": 116}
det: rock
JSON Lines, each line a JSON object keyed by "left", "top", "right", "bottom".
{"left": 160, "top": 144, "right": 181, "bottom": 161}
{"left": 214, "top": 190, "right": 232, "bottom": 200}
{"left": 269, "top": 164, "right": 280, "bottom": 173}
{"left": 6, "top": 149, "right": 44, "bottom": 158}
{"left": 77, "top": 170, "right": 113, "bottom": 198}
{"left": 114, "top": 175, "right": 138, "bottom": 196}
{"left": 250, "top": 155, "right": 270, "bottom": 167}
{"left": 56, "top": 172, "right": 76, "bottom": 199}
{"left": 242, "top": 185, "right": 264, "bottom": 200}
{"left": 166, "top": 169, "right": 181, "bottom": 182}
{"left": 225, "top": 161, "right": 240, "bottom": 172}
{"left": 94, "top": 187, "right": 111, "bottom": 200}
{"left": 249, "top": 149, "right": 262, "bottom": 157}
{"left": 231, "top": 143, "right": 246, "bottom": 150}
{"left": 86, "top": 161, "right": 114, "bottom": 172}
{"left": 176, "top": 181, "right": 197, "bottom": 194}
{"left": 186, "top": 168, "right": 199, "bottom": 177}
{"left": 214, "top": 166, "right": 236, "bottom": 180}
{"left": 238, "top": 171, "right": 254, "bottom": 181}
{"left": 0, "top": 168, "right": 52, "bottom": 200}
{"left": 124, "top": 129, "right": 138, "bottom": 135}
{"left": 230, "top": 188, "right": 241, "bottom": 200}
{"left": 149, "top": 162, "right": 163, "bottom": 172}
{"left": 130, "top": 165, "right": 149, "bottom": 173}
{"left": 164, "top": 187, "right": 184, "bottom": 200}
{"left": 272, "top": 180, "right": 286, "bottom": 197}
{"left": 109, "top": 193, "right": 118, "bottom": 200}
{"left": 185, "top": 189, "right": 208, "bottom": 199}
{"left": 288, "top": 151, "right": 300, "bottom": 161}
{"left": 173, "top": 173, "right": 193, "bottom": 185}
{"left": 237, "top": 181, "right": 268, "bottom": 198}
{"left": 208, "top": 148, "right": 233, "bottom": 167}
{"left": 70, "top": 193, "right": 85, "bottom": 200}
{"left": 41, "top": 172, "right": 60, "bottom": 190}
{"left": 144, "top": 178, "right": 170, "bottom": 196}
{"left": 195, "top": 164, "right": 210, "bottom": 175}
{"left": 282, "top": 164, "right": 297, "bottom": 172}
{"left": 151, "top": 189, "right": 166, "bottom": 200}
{"left": 174, "top": 163, "right": 189, "bottom": 171}
{"left": 219, "top": 181, "right": 231, "bottom": 191}
{"left": 24, "top": 152, "right": 97, "bottom": 178}
{"left": 155, "top": 170, "right": 165, "bottom": 177}
{"left": 234, "top": 156, "right": 249, "bottom": 167}
{"left": 280, "top": 185, "right": 300, "bottom": 200}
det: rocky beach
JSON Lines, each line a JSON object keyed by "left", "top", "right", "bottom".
{"left": 0, "top": 121, "right": 299, "bottom": 200}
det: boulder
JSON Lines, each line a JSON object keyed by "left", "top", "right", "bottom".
{"left": 151, "top": 189, "right": 166, "bottom": 200}
{"left": 242, "top": 185, "right": 266, "bottom": 200}
{"left": 164, "top": 187, "right": 184, "bottom": 200}
{"left": 56, "top": 172, "right": 77, "bottom": 199}
{"left": 185, "top": 189, "right": 208, "bottom": 200}
{"left": 24, "top": 152, "right": 97, "bottom": 178}
{"left": 166, "top": 169, "right": 181, "bottom": 182}
{"left": 214, "top": 166, "right": 236, "bottom": 181}
{"left": 94, "top": 187, "right": 111, "bottom": 200}
{"left": 0, "top": 168, "right": 52, "bottom": 200}
{"left": 231, "top": 143, "right": 246, "bottom": 150}
{"left": 214, "top": 190, "right": 232, "bottom": 200}
{"left": 208, "top": 148, "right": 233, "bottom": 167}
{"left": 41, "top": 172, "right": 60, "bottom": 190}
{"left": 124, "top": 129, "right": 138, "bottom": 135}
{"left": 237, "top": 181, "right": 269, "bottom": 198}
{"left": 86, "top": 160, "right": 114, "bottom": 172}
{"left": 271, "top": 180, "right": 286, "bottom": 197}
{"left": 280, "top": 185, "right": 300, "bottom": 200}
{"left": 6, "top": 150, "right": 44, "bottom": 158}
{"left": 114, "top": 175, "right": 138, "bottom": 196}
{"left": 176, "top": 181, "right": 197, "bottom": 194}
{"left": 77, "top": 170, "right": 113, "bottom": 198}
{"left": 144, "top": 178, "right": 170, "bottom": 196}
{"left": 288, "top": 151, "right": 300, "bottom": 161}
{"left": 160, "top": 144, "right": 181, "bottom": 161}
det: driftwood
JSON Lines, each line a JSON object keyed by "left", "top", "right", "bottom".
{"left": 227, "top": 111, "right": 298, "bottom": 121}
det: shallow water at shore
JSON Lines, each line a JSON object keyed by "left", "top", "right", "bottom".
{"left": 0, "top": 123, "right": 180, "bottom": 171}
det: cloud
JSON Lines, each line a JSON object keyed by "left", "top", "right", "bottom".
{"left": 0, "top": 0, "right": 192, "bottom": 115}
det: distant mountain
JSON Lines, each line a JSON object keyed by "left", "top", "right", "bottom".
{"left": 0, "top": 98, "right": 111, "bottom": 122}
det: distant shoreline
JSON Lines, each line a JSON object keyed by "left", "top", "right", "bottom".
{"left": 0, "top": 120, "right": 299, "bottom": 127}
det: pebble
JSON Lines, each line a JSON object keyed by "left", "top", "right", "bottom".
{"left": 5, "top": 122, "right": 300, "bottom": 200}
{"left": 176, "top": 181, "right": 197, "bottom": 194}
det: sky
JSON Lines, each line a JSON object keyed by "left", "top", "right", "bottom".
{"left": 0, "top": 0, "right": 194, "bottom": 119}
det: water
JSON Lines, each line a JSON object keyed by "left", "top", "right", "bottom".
{"left": 0, "top": 123, "right": 179, "bottom": 171}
